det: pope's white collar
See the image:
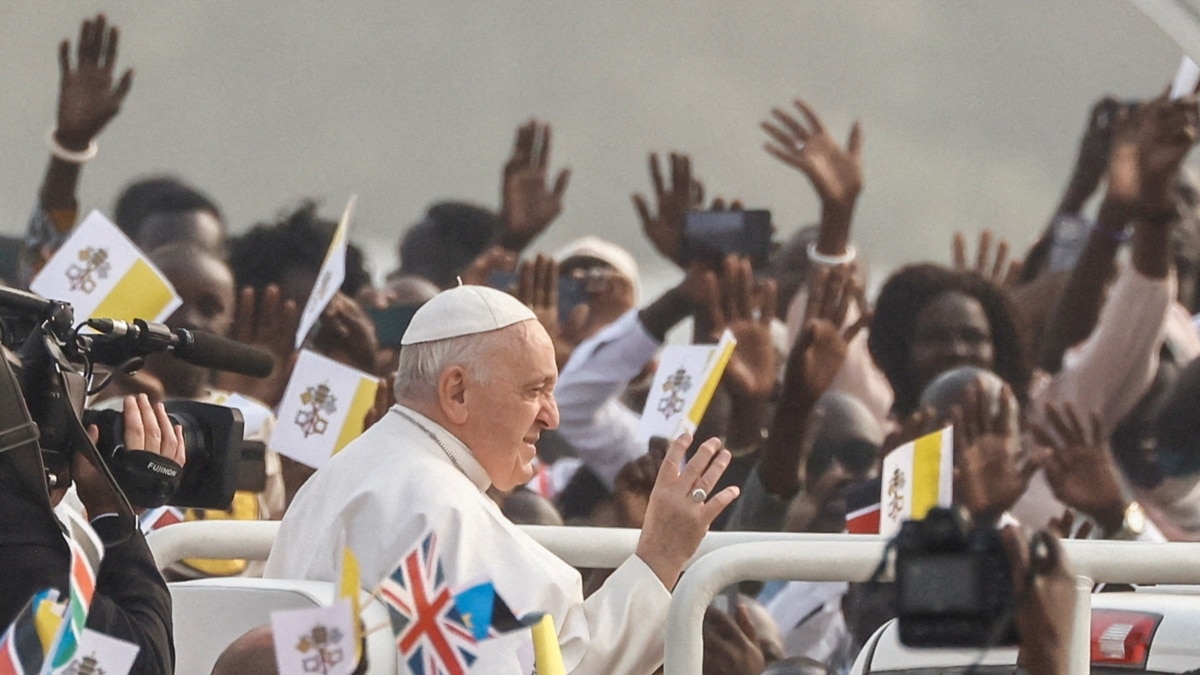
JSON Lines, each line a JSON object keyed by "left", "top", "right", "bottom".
{"left": 390, "top": 404, "right": 491, "bottom": 492}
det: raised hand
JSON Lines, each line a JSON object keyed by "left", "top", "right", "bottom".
{"left": 214, "top": 284, "right": 300, "bottom": 409}
{"left": 613, "top": 440, "right": 668, "bottom": 529}
{"left": 55, "top": 14, "right": 134, "bottom": 151}
{"left": 515, "top": 253, "right": 559, "bottom": 335}
{"left": 1059, "top": 96, "right": 1122, "bottom": 214}
{"left": 710, "top": 256, "right": 778, "bottom": 402}
{"left": 498, "top": 119, "right": 571, "bottom": 252}
{"left": 1031, "top": 402, "right": 1128, "bottom": 533}
{"left": 952, "top": 380, "right": 1037, "bottom": 524}
{"left": 313, "top": 292, "right": 380, "bottom": 374}
{"left": 952, "top": 230, "right": 1023, "bottom": 289}
{"left": 637, "top": 434, "right": 739, "bottom": 589}
{"left": 701, "top": 605, "right": 766, "bottom": 675}
{"left": 1105, "top": 92, "right": 1199, "bottom": 220}
{"left": 632, "top": 152, "right": 705, "bottom": 267}
{"left": 762, "top": 98, "right": 863, "bottom": 214}
{"left": 783, "top": 266, "right": 868, "bottom": 404}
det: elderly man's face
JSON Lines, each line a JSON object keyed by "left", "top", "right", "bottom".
{"left": 462, "top": 321, "right": 560, "bottom": 490}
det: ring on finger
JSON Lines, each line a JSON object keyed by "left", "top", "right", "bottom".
{"left": 690, "top": 487, "right": 708, "bottom": 503}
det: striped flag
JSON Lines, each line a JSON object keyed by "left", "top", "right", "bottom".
{"left": 0, "top": 590, "right": 57, "bottom": 675}
{"left": 47, "top": 510, "right": 105, "bottom": 669}
{"left": 879, "top": 426, "right": 954, "bottom": 537}
{"left": 844, "top": 477, "right": 882, "bottom": 534}
{"left": 377, "top": 531, "right": 477, "bottom": 675}
{"left": 29, "top": 210, "right": 180, "bottom": 324}
{"left": 269, "top": 349, "right": 380, "bottom": 469}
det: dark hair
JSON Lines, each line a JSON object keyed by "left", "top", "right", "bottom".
{"left": 113, "top": 176, "right": 224, "bottom": 240}
{"left": 868, "top": 264, "right": 1031, "bottom": 417}
{"left": 398, "top": 201, "right": 498, "bottom": 288}
{"left": 227, "top": 200, "right": 371, "bottom": 298}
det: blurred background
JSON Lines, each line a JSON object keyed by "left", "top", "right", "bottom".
{"left": 0, "top": 1, "right": 1187, "bottom": 293}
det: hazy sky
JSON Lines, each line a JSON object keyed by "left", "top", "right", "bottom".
{"left": 0, "top": 1, "right": 1186, "bottom": 293}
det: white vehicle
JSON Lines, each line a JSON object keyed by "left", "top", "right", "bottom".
{"left": 849, "top": 586, "right": 1200, "bottom": 674}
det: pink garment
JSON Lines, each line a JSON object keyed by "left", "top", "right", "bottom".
{"left": 1014, "top": 264, "right": 1176, "bottom": 530}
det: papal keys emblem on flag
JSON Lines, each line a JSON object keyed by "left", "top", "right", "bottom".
{"left": 378, "top": 532, "right": 477, "bottom": 675}
{"left": 65, "top": 247, "right": 111, "bottom": 294}
{"left": 295, "top": 383, "right": 338, "bottom": 438}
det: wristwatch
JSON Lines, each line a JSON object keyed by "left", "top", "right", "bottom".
{"left": 1104, "top": 501, "right": 1147, "bottom": 540}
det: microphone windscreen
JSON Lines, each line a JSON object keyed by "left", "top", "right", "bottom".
{"left": 176, "top": 331, "right": 275, "bottom": 378}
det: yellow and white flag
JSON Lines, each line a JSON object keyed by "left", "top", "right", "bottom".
{"left": 879, "top": 426, "right": 954, "bottom": 537}
{"left": 270, "top": 349, "right": 379, "bottom": 469}
{"left": 30, "top": 210, "right": 180, "bottom": 323}
{"left": 636, "top": 330, "right": 737, "bottom": 443}
{"left": 295, "top": 195, "right": 355, "bottom": 349}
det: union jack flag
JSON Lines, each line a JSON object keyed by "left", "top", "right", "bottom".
{"left": 378, "top": 531, "right": 477, "bottom": 675}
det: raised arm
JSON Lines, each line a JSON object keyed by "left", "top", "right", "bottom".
{"left": 23, "top": 14, "right": 133, "bottom": 283}
{"left": 496, "top": 119, "right": 570, "bottom": 253}
{"left": 762, "top": 97, "right": 862, "bottom": 259}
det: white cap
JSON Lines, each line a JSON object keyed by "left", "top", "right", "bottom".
{"left": 400, "top": 285, "right": 536, "bottom": 345}
{"left": 554, "top": 236, "right": 641, "bottom": 301}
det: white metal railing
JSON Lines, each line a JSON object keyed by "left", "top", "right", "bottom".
{"left": 149, "top": 522, "right": 1200, "bottom": 674}
{"left": 145, "top": 519, "right": 888, "bottom": 570}
{"left": 662, "top": 539, "right": 1200, "bottom": 675}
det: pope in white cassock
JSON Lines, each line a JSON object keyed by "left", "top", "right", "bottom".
{"left": 264, "top": 285, "right": 740, "bottom": 674}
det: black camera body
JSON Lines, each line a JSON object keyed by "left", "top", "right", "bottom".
{"left": 894, "top": 507, "right": 1017, "bottom": 648}
{"left": 0, "top": 287, "right": 248, "bottom": 511}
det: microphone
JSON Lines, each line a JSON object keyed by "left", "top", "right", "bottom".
{"left": 85, "top": 319, "right": 275, "bottom": 378}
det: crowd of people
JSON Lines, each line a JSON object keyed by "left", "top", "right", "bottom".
{"left": 4, "top": 12, "right": 1200, "bottom": 675}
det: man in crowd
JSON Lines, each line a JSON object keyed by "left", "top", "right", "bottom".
{"left": 265, "top": 285, "right": 740, "bottom": 673}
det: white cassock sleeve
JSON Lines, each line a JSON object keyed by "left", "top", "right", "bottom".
{"left": 560, "top": 555, "right": 671, "bottom": 675}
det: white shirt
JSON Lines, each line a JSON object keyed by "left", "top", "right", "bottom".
{"left": 264, "top": 405, "right": 670, "bottom": 674}
{"left": 555, "top": 309, "right": 660, "bottom": 489}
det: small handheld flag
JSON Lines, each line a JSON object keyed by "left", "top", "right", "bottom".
{"left": 637, "top": 330, "right": 737, "bottom": 442}
{"left": 30, "top": 210, "right": 181, "bottom": 324}
{"left": 879, "top": 426, "right": 954, "bottom": 537}
{"left": 270, "top": 349, "right": 380, "bottom": 469}
{"left": 377, "top": 531, "right": 477, "bottom": 675}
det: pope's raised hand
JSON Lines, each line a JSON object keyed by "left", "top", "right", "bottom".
{"left": 636, "top": 434, "right": 739, "bottom": 589}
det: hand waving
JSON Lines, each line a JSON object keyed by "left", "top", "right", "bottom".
{"left": 762, "top": 98, "right": 863, "bottom": 217}
{"left": 55, "top": 14, "right": 134, "bottom": 150}
{"left": 952, "top": 380, "right": 1037, "bottom": 524}
{"left": 953, "top": 230, "right": 1023, "bottom": 289}
{"left": 632, "top": 152, "right": 705, "bottom": 267}
{"left": 499, "top": 119, "right": 571, "bottom": 252}
{"left": 1031, "top": 402, "right": 1127, "bottom": 532}
{"left": 711, "top": 256, "right": 778, "bottom": 401}
{"left": 781, "top": 266, "right": 868, "bottom": 404}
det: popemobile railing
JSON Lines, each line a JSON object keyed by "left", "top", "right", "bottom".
{"left": 146, "top": 521, "right": 1200, "bottom": 675}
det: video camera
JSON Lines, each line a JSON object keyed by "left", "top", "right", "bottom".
{"left": 0, "top": 286, "right": 273, "bottom": 511}
{"left": 894, "top": 507, "right": 1017, "bottom": 648}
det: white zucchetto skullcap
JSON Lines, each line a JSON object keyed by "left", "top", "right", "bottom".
{"left": 400, "top": 284, "right": 536, "bottom": 345}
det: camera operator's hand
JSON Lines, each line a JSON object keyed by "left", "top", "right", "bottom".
{"left": 1002, "top": 527, "right": 1075, "bottom": 675}
{"left": 1031, "top": 402, "right": 1128, "bottom": 535}
{"left": 76, "top": 394, "right": 185, "bottom": 517}
{"left": 632, "top": 152, "right": 705, "bottom": 268}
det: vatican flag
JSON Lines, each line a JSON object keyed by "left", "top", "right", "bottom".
{"left": 878, "top": 426, "right": 954, "bottom": 537}
{"left": 30, "top": 210, "right": 180, "bottom": 323}
{"left": 270, "top": 349, "right": 380, "bottom": 469}
{"left": 636, "top": 330, "right": 737, "bottom": 443}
